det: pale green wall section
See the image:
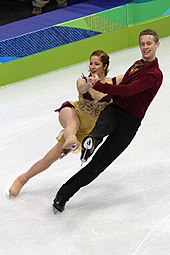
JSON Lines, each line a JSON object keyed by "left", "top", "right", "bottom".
{"left": 128, "top": 15, "right": 170, "bottom": 46}
{"left": 128, "top": 0, "right": 170, "bottom": 24}
{"left": 0, "top": 11, "right": 170, "bottom": 86}
{"left": 59, "top": 6, "right": 127, "bottom": 32}
{"left": 57, "top": 0, "right": 170, "bottom": 32}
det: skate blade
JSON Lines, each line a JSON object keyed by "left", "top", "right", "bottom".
{"left": 60, "top": 150, "right": 69, "bottom": 159}
{"left": 81, "top": 147, "right": 89, "bottom": 166}
{"left": 53, "top": 205, "right": 60, "bottom": 214}
{"left": 60, "top": 144, "right": 78, "bottom": 159}
{"left": 81, "top": 152, "right": 87, "bottom": 166}
{"left": 3, "top": 188, "right": 13, "bottom": 201}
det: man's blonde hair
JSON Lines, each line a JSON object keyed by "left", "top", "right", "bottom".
{"left": 139, "top": 29, "right": 159, "bottom": 43}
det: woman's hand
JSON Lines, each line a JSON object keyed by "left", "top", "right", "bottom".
{"left": 77, "top": 74, "right": 99, "bottom": 94}
{"left": 86, "top": 74, "right": 99, "bottom": 87}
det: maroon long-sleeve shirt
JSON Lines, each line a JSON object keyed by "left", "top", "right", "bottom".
{"left": 93, "top": 58, "right": 163, "bottom": 118}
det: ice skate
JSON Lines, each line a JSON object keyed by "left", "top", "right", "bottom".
{"left": 53, "top": 195, "right": 66, "bottom": 213}
{"left": 81, "top": 137, "right": 95, "bottom": 165}
{"left": 3, "top": 188, "right": 12, "bottom": 201}
{"left": 60, "top": 135, "right": 80, "bottom": 159}
{"left": 9, "top": 174, "right": 28, "bottom": 197}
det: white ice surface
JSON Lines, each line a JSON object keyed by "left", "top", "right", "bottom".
{"left": 1, "top": 36, "right": 170, "bottom": 255}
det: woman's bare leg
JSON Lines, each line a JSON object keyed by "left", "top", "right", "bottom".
{"left": 9, "top": 107, "right": 81, "bottom": 197}
{"left": 59, "top": 107, "right": 80, "bottom": 150}
{"left": 9, "top": 142, "right": 63, "bottom": 197}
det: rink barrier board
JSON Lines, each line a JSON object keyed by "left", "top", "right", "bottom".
{"left": 0, "top": 15, "right": 170, "bottom": 87}
{"left": 0, "top": 2, "right": 170, "bottom": 86}
{"left": 1, "top": 0, "right": 169, "bottom": 62}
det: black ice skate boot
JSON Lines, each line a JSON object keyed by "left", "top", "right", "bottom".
{"left": 53, "top": 195, "right": 66, "bottom": 213}
{"left": 80, "top": 136, "right": 95, "bottom": 163}
{"left": 81, "top": 136, "right": 103, "bottom": 164}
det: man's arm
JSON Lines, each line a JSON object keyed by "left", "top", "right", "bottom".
{"left": 93, "top": 74, "right": 156, "bottom": 97}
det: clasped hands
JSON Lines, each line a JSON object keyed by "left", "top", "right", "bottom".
{"left": 82, "top": 73, "right": 99, "bottom": 87}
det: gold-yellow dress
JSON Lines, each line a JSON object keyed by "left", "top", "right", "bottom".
{"left": 56, "top": 86, "right": 113, "bottom": 149}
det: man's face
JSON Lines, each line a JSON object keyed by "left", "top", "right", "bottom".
{"left": 139, "top": 34, "right": 160, "bottom": 62}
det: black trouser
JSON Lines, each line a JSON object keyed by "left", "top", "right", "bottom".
{"left": 57, "top": 104, "right": 142, "bottom": 202}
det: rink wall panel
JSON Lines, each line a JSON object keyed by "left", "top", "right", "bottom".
{"left": 0, "top": 0, "right": 170, "bottom": 87}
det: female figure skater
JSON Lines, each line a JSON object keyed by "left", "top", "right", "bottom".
{"left": 9, "top": 49, "right": 122, "bottom": 197}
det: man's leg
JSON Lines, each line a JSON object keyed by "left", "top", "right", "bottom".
{"left": 81, "top": 104, "right": 118, "bottom": 162}
{"left": 53, "top": 108, "right": 141, "bottom": 212}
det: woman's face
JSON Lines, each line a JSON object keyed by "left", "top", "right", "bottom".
{"left": 89, "top": 55, "right": 106, "bottom": 78}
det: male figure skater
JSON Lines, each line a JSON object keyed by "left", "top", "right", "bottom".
{"left": 53, "top": 29, "right": 163, "bottom": 213}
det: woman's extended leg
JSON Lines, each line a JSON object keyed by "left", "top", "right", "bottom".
{"left": 9, "top": 142, "right": 63, "bottom": 197}
{"left": 9, "top": 107, "right": 81, "bottom": 197}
